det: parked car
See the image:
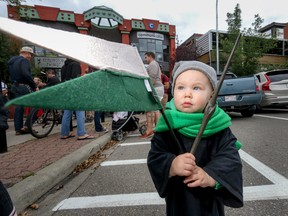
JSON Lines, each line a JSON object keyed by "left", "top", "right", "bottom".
{"left": 255, "top": 69, "right": 288, "bottom": 108}
{"left": 217, "top": 72, "right": 262, "bottom": 117}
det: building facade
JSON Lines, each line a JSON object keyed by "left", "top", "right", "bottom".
{"left": 179, "top": 23, "right": 288, "bottom": 73}
{"left": 7, "top": 5, "right": 176, "bottom": 77}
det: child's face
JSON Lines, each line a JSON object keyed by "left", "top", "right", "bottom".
{"left": 174, "top": 70, "right": 213, "bottom": 113}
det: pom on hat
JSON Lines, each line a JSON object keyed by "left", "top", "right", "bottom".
{"left": 171, "top": 61, "right": 217, "bottom": 95}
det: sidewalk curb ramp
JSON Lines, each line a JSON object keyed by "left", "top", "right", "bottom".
{"left": 7, "top": 132, "right": 112, "bottom": 213}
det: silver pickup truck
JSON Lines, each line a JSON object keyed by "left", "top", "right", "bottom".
{"left": 217, "top": 72, "right": 262, "bottom": 117}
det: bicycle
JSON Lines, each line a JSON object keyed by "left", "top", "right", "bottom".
{"left": 26, "top": 107, "right": 62, "bottom": 138}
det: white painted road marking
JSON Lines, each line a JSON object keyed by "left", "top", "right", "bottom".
{"left": 119, "top": 141, "right": 151, "bottom": 146}
{"left": 53, "top": 193, "right": 165, "bottom": 210}
{"left": 101, "top": 159, "right": 146, "bottom": 166}
{"left": 53, "top": 149, "right": 288, "bottom": 211}
{"left": 255, "top": 114, "right": 288, "bottom": 121}
{"left": 127, "top": 133, "right": 142, "bottom": 137}
{"left": 239, "top": 150, "right": 287, "bottom": 185}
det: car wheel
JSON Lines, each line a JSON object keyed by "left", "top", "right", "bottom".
{"left": 240, "top": 109, "right": 254, "bottom": 117}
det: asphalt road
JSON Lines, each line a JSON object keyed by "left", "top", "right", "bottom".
{"left": 26, "top": 109, "right": 288, "bottom": 216}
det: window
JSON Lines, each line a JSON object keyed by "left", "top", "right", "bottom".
{"left": 156, "top": 53, "right": 163, "bottom": 62}
{"left": 267, "top": 70, "right": 288, "bottom": 82}
{"left": 147, "top": 39, "right": 156, "bottom": 53}
{"left": 139, "top": 39, "right": 147, "bottom": 51}
{"left": 133, "top": 36, "right": 168, "bottom": 64}
{"left": 156, "top": 40, "right": 162, "bottom": 52}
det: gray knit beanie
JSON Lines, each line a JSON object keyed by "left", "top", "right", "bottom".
{"left": 171, "top": 61, "right": 217, "bottom": 95}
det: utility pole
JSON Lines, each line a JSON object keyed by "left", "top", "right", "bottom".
{"left": 216, "top": 0, "right": 219, "bottom": 74}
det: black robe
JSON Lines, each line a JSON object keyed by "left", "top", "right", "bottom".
{"left": 147, "top": 128, "right": 243, "bottom": 216}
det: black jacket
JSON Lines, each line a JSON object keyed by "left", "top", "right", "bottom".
{"left": 0, "top": 95, "right": 8, "bottom": 130}
{"left": 61, "top": 59, "right": 81, "bottom": 82}
{"left": 8, "top": 56, "right": 36, "bottom": 89}
{"left": 147, "top": 128, "right": 243, "bottom": 216}
{"left": 45, "top": 76, "right": 60, "bottom": 88}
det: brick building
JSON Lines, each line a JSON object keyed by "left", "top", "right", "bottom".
{"left": 7, "top": 5, "right": 176, "bottom": 77}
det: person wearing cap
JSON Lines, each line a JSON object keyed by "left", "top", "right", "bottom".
{"left": 8, "top": 46, "right": 38, "bottom": 135}
{"left": 147, "top": 61, "right": 243, "bottom": 215}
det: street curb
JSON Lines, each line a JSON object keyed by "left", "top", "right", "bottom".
{"left": 7, "top": 132, "right": 112, "bottom": 213}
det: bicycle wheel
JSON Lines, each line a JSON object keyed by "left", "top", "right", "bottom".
{"left": 27, "top": 108, "right": 56, "bottom": 138}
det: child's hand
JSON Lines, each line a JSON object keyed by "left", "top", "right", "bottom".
{"left": 183, "top": 166, "right": 216, "bottom": 188}
{"left": 169, "top": 153, "right": 196, "bottom": 177}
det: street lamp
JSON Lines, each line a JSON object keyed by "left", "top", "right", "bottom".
{"left": 216, "top": 0, "right": 219, "bottom": 74}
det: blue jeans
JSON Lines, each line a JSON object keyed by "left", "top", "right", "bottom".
{"left": 94, "top": 111, "right": 103, "bottom": 131}
{"left": 61, "top": 110, "right": 86, "bottom": 136}
{"left": 11, "top": 84, "right": 32, "bottom": 131}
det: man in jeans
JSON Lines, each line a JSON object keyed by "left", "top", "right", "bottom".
{"left": 8, "top": 46, "right": 38, "bottom": 135}
{"left": 94, "top": 111, "right": 109, "bottom": 133}
{"left": 60, "top": 58, "right": 95, "bottom": 140}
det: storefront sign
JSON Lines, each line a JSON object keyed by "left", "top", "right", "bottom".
{"left": 137, "top": 31, "right": 164, "bottom": 40}
{"left": 34, "top": 57, "right": 66, "bottom": 68}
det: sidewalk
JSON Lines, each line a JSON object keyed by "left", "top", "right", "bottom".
{"left": 0, "top": 114, "right": 145, "bottom": 213}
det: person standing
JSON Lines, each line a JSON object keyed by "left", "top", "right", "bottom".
{"left": 0, "top": 81, "right": 9, "bottom": 153}
{"left": 160, "top": 65, "right": 170, "bottom": 109}
{"left": 60, "top": 59, "right": 94, "bottom": 140}
{"left": 140, "top": 52, "right": 164, "bottom": 139}
{"left": 84, "top": 66, "right": 108, "bottom": 133}
{"left": 94, "top": 111, "right": 108, "bottom": 133}
{"left": 8, "top": 46, "right": 38, "bottom": 135}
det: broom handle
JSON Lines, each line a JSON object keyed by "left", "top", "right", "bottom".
{"left": 190, "top": 33, "right": 242, "bottom": 154}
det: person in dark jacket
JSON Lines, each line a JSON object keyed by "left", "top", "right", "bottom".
{"left": 0, "top": 93, "right": 9, "bottom": 153}
{"left": 60, "top": 59, "right": 94, "bottom": 140}
{"left": 61, "top": 58, "right": 81, "bottom": 82}
{"left": 45, "top": 69, "right": 60, "bottom": 87}
{"left": 147, "top": 61, "right": 243, "bottom": 216}
{"left": 38, "top": 69, "right": 60, "bottom": 88}
{"left": 8, "top": 46, "right": 38, "bottom": 135}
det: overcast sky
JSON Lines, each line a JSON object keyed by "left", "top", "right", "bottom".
{"left": 0, "top": 0, "right": 287, "bottom": 43}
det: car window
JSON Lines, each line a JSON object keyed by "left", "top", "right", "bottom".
{"left": 217, "top": 74, "right": 235, "bottom": 80}
{"left": 267, "top": 70, "right": 288, "bottom": 82}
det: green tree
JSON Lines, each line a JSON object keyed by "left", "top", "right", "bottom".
{"left": 175, "top": 44, "right": 198, "bottom": 62}
{"left": 220, "top": 4, "right": 276, "bottom": 76}
{"left": 175, "top": 35, "right": 199, "bottom": 62}
{"left": 220, "top": 4, "right": 242, "bottom": 74}
{"left": 0, "top": 33, "right": 22, "bottom": 83}
{"left": 0, "top": 0, "right": 42, "bottom": 84}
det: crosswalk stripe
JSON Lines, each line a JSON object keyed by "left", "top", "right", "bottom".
{"left": 101, "top": 159, "right": 147, "bottom": 166}
{"left": 53, "top": 192, "right": 165, "bottom": 210}
{"left": 119, "top": 141, "right": 150, "bottom": 146}
{"left": 53, "top": 149, "right": 288, "bottom": 211}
